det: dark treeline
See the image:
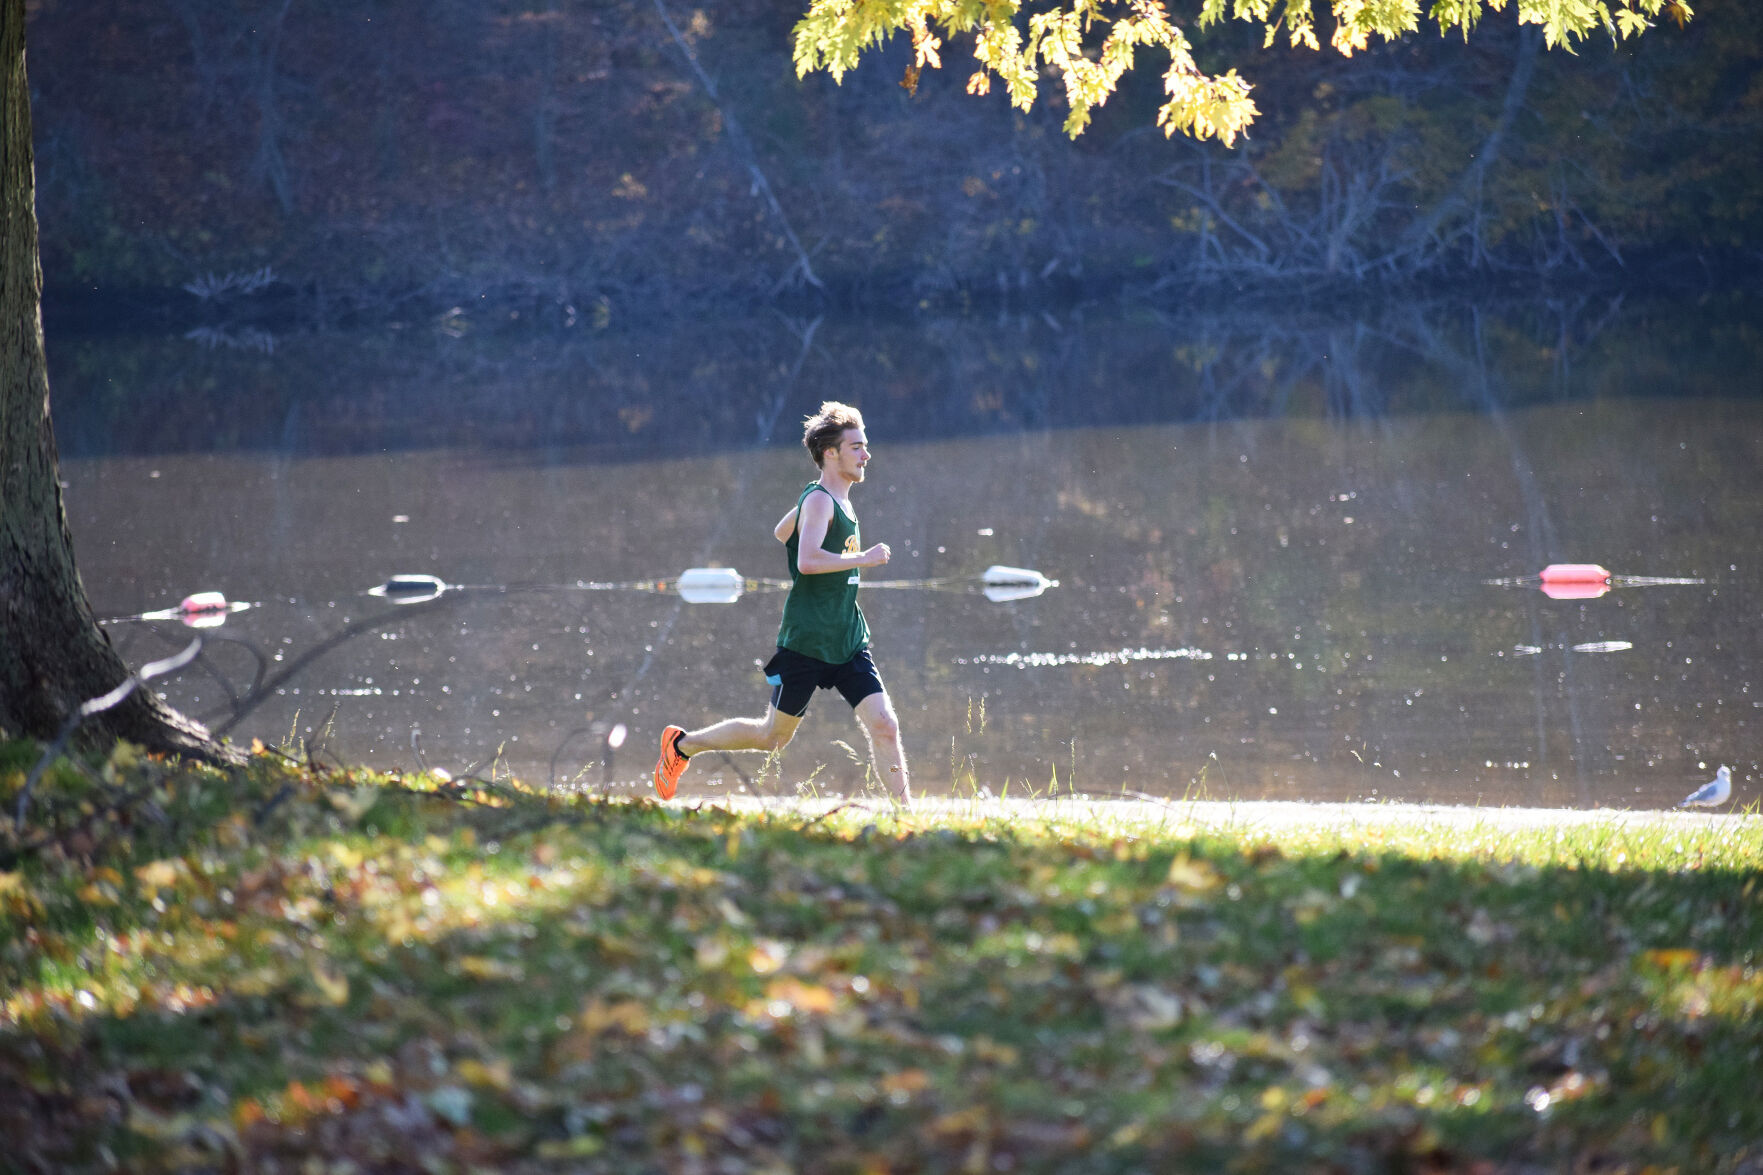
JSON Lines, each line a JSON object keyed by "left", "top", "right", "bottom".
{"left": 29, "top": 0, "right": 1763, "bottom": 323}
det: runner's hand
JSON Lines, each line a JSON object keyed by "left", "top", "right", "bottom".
{"left": 862, "top": 543, "right": 891, "bottom": 567}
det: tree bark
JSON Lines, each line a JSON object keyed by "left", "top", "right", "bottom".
{"left": 1, "top": 0, "right": 235, "bottom": 762}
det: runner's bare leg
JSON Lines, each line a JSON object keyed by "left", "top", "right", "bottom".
{"left": 854, "top": 691, "right": 910, "bottom": 805}
{"left": 678, "top": 707, "right": 802, "bottom": 757}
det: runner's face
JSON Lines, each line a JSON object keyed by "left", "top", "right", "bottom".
{"left": 831, "top": 429, "right": 869, "bottom": 481}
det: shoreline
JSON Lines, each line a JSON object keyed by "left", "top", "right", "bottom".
{"left": 709, "top": 793, "right": 1757, "bottom": 830}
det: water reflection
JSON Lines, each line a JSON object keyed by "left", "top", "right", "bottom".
{"left": 55, "top": 300, "right": 1763, "bottom": 809}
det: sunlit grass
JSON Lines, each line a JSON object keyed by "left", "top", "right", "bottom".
{"left": 3, "top": 740, "right": 1760, "bottom": 1172}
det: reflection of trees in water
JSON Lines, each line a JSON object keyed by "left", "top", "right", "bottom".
{"left": 53, "top": 294, "right": 1757, "bottom": 462}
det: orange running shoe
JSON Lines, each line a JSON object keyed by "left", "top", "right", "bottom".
{"left": 654, "top": 725, "right": 688, "bottom": 800}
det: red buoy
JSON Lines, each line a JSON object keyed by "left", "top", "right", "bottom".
{"left": 1538, "top": 565, "right": 1611, "bottom": 600}
{"left": 178, "top": 591, "right": 229, "bottom": 615}
{"left": 177, "top": 591, "right": 230, "bottom": 628}
{"left": 1540, "top": 580, "right": 1610, "bottom": 600}
{"left": 1539, "top": 564, "right": 1611, "bottom": 584}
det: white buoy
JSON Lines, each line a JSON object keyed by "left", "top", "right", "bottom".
{"left": 982, "top": 565, "right": 1048, "bottom": 586}
{"left": 983, "top": 583, "right": 1048, "bottom": 603}
{"left": 372, "top": 573, "right": 448, "bottom": 604}
{"left": 981, "top": 565, "right": 1054, "bottom": 602}
{"left": 676, "top": 566, "right": 745, "bottom": 604}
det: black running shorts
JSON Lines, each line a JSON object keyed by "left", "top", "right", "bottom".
{"left": 763, "top": 647, "right": 884, "bottom": 717}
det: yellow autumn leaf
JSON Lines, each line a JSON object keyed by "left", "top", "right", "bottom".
{"left": 765, "top": 976, "right": 838, "bottom": 1014}
{"left": 308, "top": 963, "right": 350, "bottom": 1006}
{"left": 881, "top": 1068, "right": 930, "bottom": 1095}
{"left": 1641, "top": 949, "right": 1700, "bottom": 971}
{"left": 932, "top": 1105, "right": 990, "bottom": 1135}
{"left": 458, "top": 955, "right": 523, "bottom": 981}
{"left": 107, "top": 740, "right": 143, "bottom": 774}
{"left": 1286, "top": 981, "right": 1324, "bottom": 1017}
{"left": 134, "top": 859, "right": 182, "bottom": 890}
{"left": 1165, "top": 853, "right": 1219, "bottom": 891}
{"left": 748, "top": 940, "right": 788, "bottom": 974}
{"left": 580, "top": 997, "right": 650, "bottom": 1035}
{"left": 456, "top": 1057, "right": 512, "bottom": 1090}
{"left": 1244, "top": 1109, "right": 1283, "bottom": 1142}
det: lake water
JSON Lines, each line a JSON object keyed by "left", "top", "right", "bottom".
{"left": 52, "top": 296, "right": 1763, "bottom": 808}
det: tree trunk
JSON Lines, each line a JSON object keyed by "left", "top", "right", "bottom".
{"left": 1, "top": 0, "right": 234, "bottom": 762}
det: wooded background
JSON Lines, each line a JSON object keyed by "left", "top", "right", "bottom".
{"left": 29, "top": 0, "right": 1763, "bottom": 320}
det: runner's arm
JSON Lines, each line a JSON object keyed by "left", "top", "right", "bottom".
{"left": 797, "top": 491, "right": 890, "bottom": 573}
{"left": 773, "top": 506, "right": 798, "bottom": 542}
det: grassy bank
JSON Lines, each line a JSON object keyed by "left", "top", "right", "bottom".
{"left": 3, "top": 742, "right": 1760, "bottom": 1173}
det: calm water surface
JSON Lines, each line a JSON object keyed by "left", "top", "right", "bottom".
{"left": 55, "top": 302, "right": 1763, "bottom": 808}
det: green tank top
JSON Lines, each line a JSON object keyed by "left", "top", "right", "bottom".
{"left": 776, "top": 483, "right": 870, "bottom": 664}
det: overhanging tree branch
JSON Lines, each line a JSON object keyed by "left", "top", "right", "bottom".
{"left": 791, "top": 0, "right": 1687, "bottom": 142}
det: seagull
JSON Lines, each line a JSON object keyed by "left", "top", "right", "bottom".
{"left": 1678, "top": 765, "right": 1732, "bottom": 809}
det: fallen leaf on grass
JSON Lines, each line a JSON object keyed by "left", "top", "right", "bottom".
{"left": 579, "top": 997, "right": 650, "bottom": 1035}
{"left": 881, "top": 1068, "right": 930, "bottom": 1095}
{"left": 1165, "top": 853, "right": 1220, "bottom": 892}
{"left": 457, "top": 955, "right": 524, "bottom": 981}
{"left": 455, "top": 1058, "right": 512, "bottom": 1090}
{"left": 1640, "top": 948, "right": 1700, "bottom": 972}
{"left": 932, "top": 1105, "right": 991, "bottom": 1136}
{"left": 305, "top": 962, "right": 350, "bottom": 1006}
{"left": 134, "top": 859, "right": 183, "bottom": 890}
{"left": 748, "top": 939, "right": 789, "bottom": 974}
{"left": 762, "top": 976, "right": 839, "bottom": 1015}
{"left": 78, "top": 880, "right": 121, "bottom": 905}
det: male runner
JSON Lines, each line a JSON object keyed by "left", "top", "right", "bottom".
{"left": 653, "top": 401, "right": 910, "bottom": 804}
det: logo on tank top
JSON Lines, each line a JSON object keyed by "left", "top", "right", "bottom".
{"left": 843, "top": 535, "right": 861, "bottom": 555}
